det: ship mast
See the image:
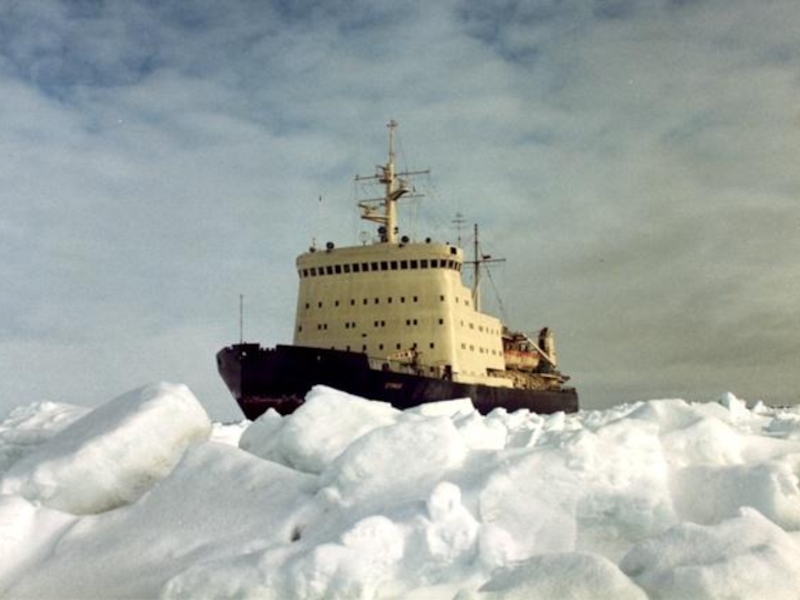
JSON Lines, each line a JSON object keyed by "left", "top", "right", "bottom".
{"left": 356, "top": 120, "right": 428, "bottom": 244}
{"left": 469, "top": 223, "right": 505, "bottom": 312}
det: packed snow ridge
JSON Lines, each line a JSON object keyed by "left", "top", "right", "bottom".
{"left": 2, "top": 384, "right": 800, "bottom": 599}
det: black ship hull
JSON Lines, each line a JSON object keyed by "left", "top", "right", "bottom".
{"left": 217, "top": 343, "right": 579, "bottom": 420}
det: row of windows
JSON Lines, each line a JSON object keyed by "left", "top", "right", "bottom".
{"left": 299, "top": 258, "right": 462, "bottom": 278}
{"left": 301, "top": 316, "right": 498, "bottom": 336}
{"left": 324, "top": 342, "right": 437, "bottom": 353}
{"left": 299, "top": 318, "right": 444, "bottom": 333}
{"left": 318, "top": 341, "right": 502, "bottom": 360}
{"left": 305, "top": 295, "right": 470, "bottom": 309}
{"left": 460, "top": 320, "right": 500, "bottom": 335}
{"left": 461, "top": 343, "right": 502, "bottom": 356}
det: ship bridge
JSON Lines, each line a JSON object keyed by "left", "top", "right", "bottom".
{"left": 294, "top": 239, "right": 507, "bottom": 385}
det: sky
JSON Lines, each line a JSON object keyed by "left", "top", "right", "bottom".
{"left": 1, "top": 0, "right": 798, "bottom": 420}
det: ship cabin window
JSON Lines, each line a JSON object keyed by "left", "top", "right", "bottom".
{"left": 410, "top": 260, "right": 418, "bottom": 269}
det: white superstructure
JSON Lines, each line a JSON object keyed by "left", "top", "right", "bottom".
{"left": 293, "top": 121, "right": 560, "bottom": 389}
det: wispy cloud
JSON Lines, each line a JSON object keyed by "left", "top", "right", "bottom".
{"left": 1, "top": 0, "right": 798, "bottom": 416}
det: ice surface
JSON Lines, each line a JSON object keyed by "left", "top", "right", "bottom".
{"left": 0, "top": 382, "right": 211, "bottom": 515}
{"left": 1, "top": 386, "right": 800, "bottom": 598}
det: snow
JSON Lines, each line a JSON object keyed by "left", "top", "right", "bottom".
{"left": 1, "top": 384, "right": 800, "bottom": 598}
